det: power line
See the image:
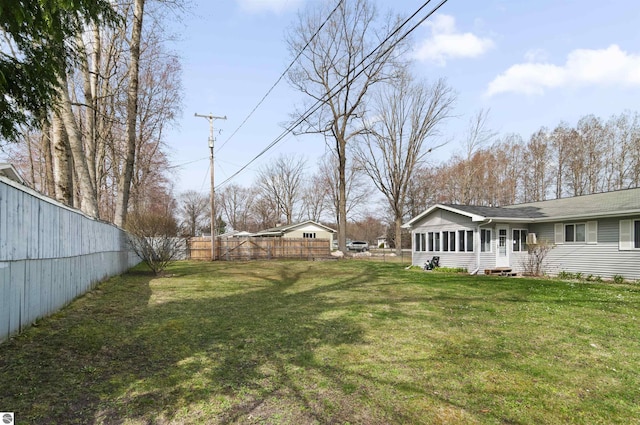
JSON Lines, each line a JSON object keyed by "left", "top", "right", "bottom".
{"left": 215, "top": 0, "right": 345, "bottom": 155}
{"left": 216, "top": 0, "right": 449, "bottom": 189}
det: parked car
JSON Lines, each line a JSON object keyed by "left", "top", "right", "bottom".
{"left": 347, "top": 241, "right": 369, "bottom": 252}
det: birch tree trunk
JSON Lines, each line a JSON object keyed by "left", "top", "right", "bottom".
{"left": 114, "top": 0, "right": 145, "bottom": 227}
{"left": 51, "top": 110, "right": 74, "bottom": 206}
{"left": 57, "top": 74, "right": 99, "bottom": 217}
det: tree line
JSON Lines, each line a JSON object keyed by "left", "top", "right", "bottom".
{"left": 405, "top": 111, "right": 640, "bottom": 218}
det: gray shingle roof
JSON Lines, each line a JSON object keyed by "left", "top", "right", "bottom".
{"left": 440, "top": 204, "right": 546, "bottom": 219}
{"left": 443, "top": 187, "right": 640, "bottom": 221}
{"left": 503, "top": 187, "right": 640, "bottom": 219}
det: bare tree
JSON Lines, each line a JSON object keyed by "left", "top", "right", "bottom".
{"left": 256, "top": 154, "right": 306, "bottom": 225}
{"left": 299, "top": 174, "right": 328, "bottom": 222}
{"left": 177, "top": 190, "right": 209, "bottom": 236}
{"left": 549, "top": 122, "right": 575, "bottom": 199}
{"left": 522, "top": 128, "right": 552, "bottom": 202}
{"left": 317, "top": 152, "right": 373, "bottom": 229}
{"left": 454, "top": 109, "right": 496, "bottom": 204}
{"left": 286, "top": 0, "right": 407, "bottom": 251}
{"left": 115, "top": 0, "right": 145, "bottom": 227}
{"left": 218, "top": 184, "right": 256, "bottom": 231}
{"left": 355, "top": 75, "right": 455, "bottom": 254}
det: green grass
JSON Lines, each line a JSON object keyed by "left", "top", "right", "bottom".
{"left": 1, "top": 260, "right": 639, "bottom": 424}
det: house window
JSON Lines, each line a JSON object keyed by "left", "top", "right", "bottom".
{"left": 449, "top": 231, "right": 456, "bottom": 252}
{"left": 635, "top": 220, "right": 640, "bottom": 248}
{"left": 443, "top": 232, "right": 449, "bottom": 252}
{"left": 458, "top": 230, "right": 465, "bottom": 252}
{"left": 480, "top": 229, "right": 491, "bottom": 252}
{"left": 565, "top": 223, "right": 586, "bottom": 243}
{"left": 513, "top": 229, "right": 528, "bottom": 252}
{"left": 303, "top": 232, "right": 316, "bottom": 238}
{"left": 428, "top": 232, "right": 434, "bottom": 251}
{"left": 414, "top": 233, "right": 427, "bottom": 252}
{"left": 434, "top": 232, "right": 441, "bottom": 251}
{"left": 466, "top": 230, "right": 474, "bottom": 252}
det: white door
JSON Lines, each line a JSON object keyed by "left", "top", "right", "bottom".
{"left": 496, "top": 226, "right": 509, "bottom": 268}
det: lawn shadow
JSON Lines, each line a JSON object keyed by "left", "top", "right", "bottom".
{"left": 0, "top": 261, "right": 382, "bottom": 424}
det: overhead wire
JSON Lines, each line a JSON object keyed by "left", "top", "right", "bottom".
{"left": 214, "top": 0, "right": 346, "bottom": 155}
{"left": 215, "top": 0, "right": 449, "bottom": 189}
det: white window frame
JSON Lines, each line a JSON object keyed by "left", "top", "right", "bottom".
{"left": 564, "top": 223, "right": 586, "bottom": 243}
{"left": 466, "top": 230, "right": 474, "bottom": 252}
{"left": 414, "top": 232, "right": 427, "bottom": 252}
{"left": 555, "top": 221, "right": 597, "bottom": 245}
{"left": 480, "top": 229, "right": 492, "bottom": 253}
{"left": 620, "top": 219, "right": 640, "bottom": 250}
{"left": 303, "top": 232, "right": 316, "bottom": 239}
{"left": 512, "top": 229, "right": 528, "bottom": 252}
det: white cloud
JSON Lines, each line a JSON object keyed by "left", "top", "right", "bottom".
{"left": 487, "top": 44, "right": 640, "bottom": 96}
{"left": 524, "top": 48, "right": 548, "bottom": 63}
{"left": 236, "top": 0, "right": 302, "bottom": 14}
{"left": 412, "top": 14, "right": 495, "bottom": 66}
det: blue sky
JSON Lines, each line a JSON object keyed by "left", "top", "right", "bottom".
{"left": 166, "top": 0, "right": 640, "bottom": 194}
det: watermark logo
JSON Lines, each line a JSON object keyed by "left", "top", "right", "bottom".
{"left": 1, "top": 413, "right": 14, "bottom": 425}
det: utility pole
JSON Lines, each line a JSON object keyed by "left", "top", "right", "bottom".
{"left": 195, "top": 113, "right": 227, "bottom": 260}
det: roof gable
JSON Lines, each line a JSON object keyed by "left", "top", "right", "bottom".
{"left": 254, "top": 220, "right": 336, "bottom": 236}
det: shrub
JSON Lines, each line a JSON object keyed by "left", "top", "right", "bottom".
{"left": 522, "top": 240, "right": 554, "bottom": 276}
{"left": 126, "top": 210, "right": 185, "bottom": 275}
{"left": 557, "top": 271, "right": 573, "bottom": 280}
{"left": 613, "top": 274, "right": 625, "bottom": 284}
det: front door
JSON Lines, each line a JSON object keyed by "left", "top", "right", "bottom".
{"left": 496, "top": 226, "right": 509, "bottom": 267}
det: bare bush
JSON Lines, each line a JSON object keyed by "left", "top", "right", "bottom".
{"left": 521, "top": 240, "right": 554, "bottom": 276}
{"left": 126, "top": 211, "right": 184, "bottom": 274}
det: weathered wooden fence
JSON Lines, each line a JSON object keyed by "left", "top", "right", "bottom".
{"left": 0, "top": 177, "right": 140, "bottom": 343}
{"left": 188, "top": 237, "right": 331, "bottom": 260}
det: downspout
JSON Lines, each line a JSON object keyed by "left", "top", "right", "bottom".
{"left": 471, "top": 219, "right": 492, "bottom": 275}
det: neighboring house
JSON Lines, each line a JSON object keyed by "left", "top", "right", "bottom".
{"left": 216, "top": 230, "right": 254, "bottom": 238}
{"left": 0, "top": 163, "right": 25, "bottom": 185}
{"left": 402, "top": 188, "right": 640, "bottom": 280}
{"left": 253, "top": 220, "right": 336, "bottom": 244}
{"left": 376, "top": 235, "right": 389, "bottom": 249}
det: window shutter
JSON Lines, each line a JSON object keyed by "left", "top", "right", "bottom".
{"left": 587, "top": 221, "right": 598, "bottom": 244}
{"left": 619, "top": 220, "right": 633, "bottom": 250}
{"left": 554, "top": 223, "right": 564, "bottom": 244}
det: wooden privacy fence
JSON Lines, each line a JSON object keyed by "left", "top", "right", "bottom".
{"left": 188, "top": 237, "right": 331, "bottom": 260}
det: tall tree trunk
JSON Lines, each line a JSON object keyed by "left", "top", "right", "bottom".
{"left": 394, "top": 214, "right": 403, "bottom": 256}
{"left": 52, "top": 110, "right": 74, "bottom": 206}
{"left": 41, "top": 120, "right": 56, "bottom": 197}
{"left": 114, "top": 0, "right": 145, "bottom": 227}
{"left": 57, "top": 75, "right": 99, "bottom": 217}
{"left": 337, "top": 137, "right": 347, "bottom": 252}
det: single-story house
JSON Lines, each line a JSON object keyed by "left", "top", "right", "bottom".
{"left": 253, "top": 220, "right": 336, "bottom": 245}
{"left": 216, "top": 230, "right": 254, "bottom": 238}
{"left": 402, "top": 187, "right": 640, "bottom": 280}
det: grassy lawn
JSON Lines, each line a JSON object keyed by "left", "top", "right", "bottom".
{"left": 1, "top": 260, "right": 639, "bottom": 424}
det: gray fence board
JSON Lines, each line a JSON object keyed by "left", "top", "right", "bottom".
{"left": 0, "top": 177, "right": 140, "bottom": 343}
